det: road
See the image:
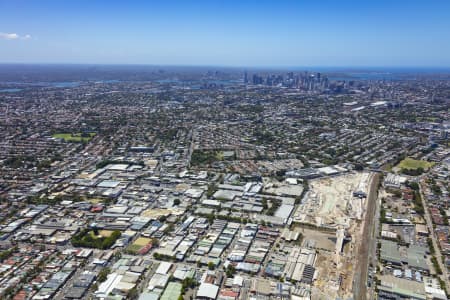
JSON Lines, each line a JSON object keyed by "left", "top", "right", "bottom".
{"left": 419, "top": 181, "right": 450, "bottom": 291}
{"left": 353, "top": 173, "right": 380, "bottom": 300}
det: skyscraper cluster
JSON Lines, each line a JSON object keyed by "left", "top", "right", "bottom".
{"left": 245, "top": 71, "right": 329, "bottom": 90}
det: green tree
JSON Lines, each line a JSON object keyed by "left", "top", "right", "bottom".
{"left": 226, "top": 264, "right": 236, "bottom": 278}
{"left": 97, "top": 268, "right": 111, "bottom": 283}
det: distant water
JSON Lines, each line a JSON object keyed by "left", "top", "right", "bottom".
{"left": 0, "top": 81, "right": 81, "bottom": 88}
{"left": 94, "top": 79, "right": 120, "bottom": 84}
{"left": 50, "top": 82, "right": 81, "bottom": 88}
{"left": 0, "top": 88, "right": 22, "bottom": 92}
{"left": 308, "top": 67, "right": 450, "bottom": 81}
{"left": 0, "top": 80, "right": 122, "bottom": 88}
{"left": 327, "top": 71, "right": 429, "bottom": 81}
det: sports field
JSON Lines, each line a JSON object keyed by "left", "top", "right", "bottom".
{"left": 397, "top": 157, "right": 434, "bottom": 170}
{"left": 52, "top": 132, "right": 96, "bottom": 142}
{"left": 126, "top": 237, "right": 152, "bottom": 253}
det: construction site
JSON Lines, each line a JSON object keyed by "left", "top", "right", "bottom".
{"left": 291, "top": 172, "right": 375, "bottom": 299}
{"left": 293, "top": 172, "right": 371, "bottom": 228}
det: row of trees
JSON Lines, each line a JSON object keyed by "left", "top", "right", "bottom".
{"left": 201, "top": 212, "right": 252, "bottom": 225}
{"left": 153, "top": 252, "right": 176, "bottom": 261}
{"left": 401, "top": 167, "right": 425, "bottom": 176}
{"left": 412, "top": 191, "right": 424, "bottom": 215}
{"left": 266, "top": 199, "right": 282, "bottom": 216}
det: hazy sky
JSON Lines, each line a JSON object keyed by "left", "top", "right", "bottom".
{"left": 1, "top": 0, "right": 450, "bottom": 67}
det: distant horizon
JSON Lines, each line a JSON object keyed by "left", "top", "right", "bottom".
{"left": 1, "top": 1, "right": 450, "bottom": 67}
{"left": 1, "top": 62, "right": 450, "bottom": 73}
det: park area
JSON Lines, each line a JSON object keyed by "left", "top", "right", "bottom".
{"left": 396, "top": 157, "right": 434, "bottom": 170}
{"left": 71, "top": 229, "right": 120, "bottom": 249}
{"left": 52, "top": 132, "right": 96, "bottom": 142}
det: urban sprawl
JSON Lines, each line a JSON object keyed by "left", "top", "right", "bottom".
{"left": 0, "top": 66, "right": 449, "bottom": 300}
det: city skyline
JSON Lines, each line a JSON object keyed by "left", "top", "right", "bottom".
{"left": 1, "top": 0, "right": 450, "bottom": 67}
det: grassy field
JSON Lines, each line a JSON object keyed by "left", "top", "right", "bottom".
{"left": 90, "top": 230, "right": 113, "bottom": 238}
{"left": 87, "top": 198, "right": 103, "bottom": 204}
{"left": 190, "top": 149, "right": 236, "bottom": 166}
{"left": 126, "top": 237, "right": 152, "bottom": 253}
{"left": 52, "top": 132, "right": 96, "bottom": 142}
{"left": 397, "top": 157, "right": 434, "bottom": 170}
{"left": 134, "top": 237, "right": 152, "bottom": 246}
{"left": 99, "top": 230, "right": 113, "bottom": 237}
{"left": 126, "top": 244, "right": 142, "bottom": 253}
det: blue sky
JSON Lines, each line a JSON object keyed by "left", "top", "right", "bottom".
{"left": 1, "top": 0, "right": 450, "bottom": 67}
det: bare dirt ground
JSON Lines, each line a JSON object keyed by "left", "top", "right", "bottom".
{"left": 294, "top": 172, "right": 370, "bottom": 228}
{"left": 296, "top": 227, "right": 336, "bottom": 251}
{"left": 294, "top": 172, "right": 375, "bottom": 299}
